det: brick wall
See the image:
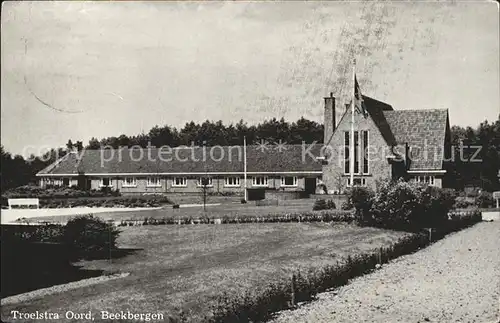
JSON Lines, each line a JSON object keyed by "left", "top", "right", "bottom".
{"left": 322, "top": 108, "right": 392, "bottom": 192}
{"left": 86, "top": 174, "right": 313, "bottom": 195}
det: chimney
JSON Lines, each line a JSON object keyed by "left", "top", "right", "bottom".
{"left": 324, "top": 92, "right": 335, "bottom": 145}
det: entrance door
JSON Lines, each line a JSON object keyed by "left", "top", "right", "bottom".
{"left": 304, "top": 178, "right": 317, "bottom": 195}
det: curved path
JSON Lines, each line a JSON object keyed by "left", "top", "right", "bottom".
{"left": 271, "top": 221, "right": 500, "bottom": 323}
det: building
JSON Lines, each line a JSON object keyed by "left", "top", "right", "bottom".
{"left": 36, "top": 145, "right": 323, "bottom": 197}
{"left": 321, "top": 93, "right": 451, "bottom": 193}
{"left": 37, "top": 93, "right": 451, "bottom": 196}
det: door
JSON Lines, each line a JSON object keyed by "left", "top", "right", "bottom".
{"left": 304, "top": 178, "right": 317, "bottom": 195}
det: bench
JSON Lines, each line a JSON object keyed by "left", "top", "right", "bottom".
{"left": 8, "top": 198, "right": 39, "bottom": 209}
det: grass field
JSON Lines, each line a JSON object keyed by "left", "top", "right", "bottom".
{"left": 1, "top": 222, "right": 410, "bottom": 322}
{"left": 26, "top": 199, "right": 319, "bottom": 224}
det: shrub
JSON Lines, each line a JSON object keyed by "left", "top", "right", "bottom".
{"left": 172, "top": 204, "right": 180, "bottom": 209}
{"left": 454, "top": 197, "right": 474, "bottom": 209}
{"left": 313, "top": 199, "right": 327, "bottom": 211}
{"left": 313, "top": 199, "right": 337, "bottom": 211}
{"left": 341, "top": 201, "right": 353, "bottom": 210}
{"left": 348, "top": 186, "right": 374, "bottom": 224}
{"left": 368, "top": 179, "right": 458, "bottom": 230}
{"left": 63, "top": 215, "right": 120, "bottom": 259}
{"left": 240, "top": 199, "right": 247, "bottom": 204}
{"left": 475, "top": 191, "right": 494, "bottom": 208}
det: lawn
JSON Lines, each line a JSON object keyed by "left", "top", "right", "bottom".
{"left": 1, "top": 222, "right": 410, "bottom": 322}
{"left": 27, "top": 199, "right": 320, "bottom": 224}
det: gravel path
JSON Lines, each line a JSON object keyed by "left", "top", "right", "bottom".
{"left": 271, "top": 222, "right": 500, "bottom": 323}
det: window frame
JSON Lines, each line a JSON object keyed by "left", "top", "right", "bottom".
{"left": 147, "top": 177, "right": 162, "bottom": 188}
{"left": 362, "top": 130, "right": 370, "bottom": 174}
{"left": 280, "top": 176, "right": 298, "bottom": 187}
{"left": 172, "top": 177, "right": 187, "bottom": 187}
{"left": 224, "top": 176, "right": 241, "bottom": 187}
{"left": 122, "top": 177, "right": 137, "bottom": 188}
{"left": 252, "top": 176, "right": 269, "bottom": 187}
{"left": 197, "top": 177, "right": 213, "bottom": 187}
{"left": 99, "top": 178, "right": 113, "bottom": 187}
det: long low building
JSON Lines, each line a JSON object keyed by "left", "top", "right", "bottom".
{"left": 37, "top": 92, "right": 452, "bottom": 196}
{"left": 36, "top": 144, "right": 324, "bottom": 196}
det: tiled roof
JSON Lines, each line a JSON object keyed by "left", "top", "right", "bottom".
{"left": 383, "top": 109, "right": 449, "bottom": 170}
{"left": 364, "top": 96, "right": 397, "bottom": 146}
{"left": 37, "top": 144, "right": 324, "bottom": 175}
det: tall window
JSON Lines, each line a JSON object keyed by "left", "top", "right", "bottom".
{"left": 197, "top": 177, "right": 213, "bottom": 187}
{"left": 362, "top": 130, "right": 369, "bottom": 174}
{"left": 280, "top": 176, "right": 298, "bottom": 187}
{"left": 63, "top": 178, "right": 70, "bottom": 187}
{"left": 224, "top": 177, "right": 240, "bottom": 187}
{"left": 122, "top": 177, "right": 137, "bottom": 187}
{"left": 344, "top": 132, "right": 350, "bottom": 174}
{"left": 147, "top": 177, "right": 162, "bottom": 187}
{"left": 344, "top": 131, "right": 360, "bottom": 174}
{"left": 252, "top": 176, "right": 268, "bottom": 187}
{"left": 172, "top": 177, "right": 187, "bottom": 187}
{"left": 354, "top": 131, "right": 359, "bottom": 174}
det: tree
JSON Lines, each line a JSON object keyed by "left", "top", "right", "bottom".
{"left": 66, "top": 139, "right": 74, "bottom": 151}
{"left": 87, "top": 137, "right": 101, "bottom": 149}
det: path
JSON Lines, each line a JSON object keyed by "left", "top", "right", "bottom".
{"left": 271, "top": 221, "right": 500, "bottom": 323}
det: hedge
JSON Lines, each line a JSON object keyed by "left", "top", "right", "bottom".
{"left": 118, "top": 210, "right": 355, "bottom": 226}
{"left": 37, "top": 196, "right": 172, "bottom": 209}
{"left": 196, "top": 210, "right": 482, "bottom": 323}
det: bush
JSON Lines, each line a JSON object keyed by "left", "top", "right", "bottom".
{"left": 172, "top": 204, "right": 180, "bottom": 209}
{"left": 341, "top": 201, "right": 353, "bottom": 210}
{"left": 475, "top": 191, "right": 494, "bottom": 208}
{"left": 63, "top": 215, "right": 120, "bottom": 259}
{"left": 313, "top": 199, "right": 336, "bottom": 211}
{"left": 368, "top": 179, "right": 457, "bottom": 230}
{"left": 241, "top": 199, "right": 247, "bottom": 204}
{"left": 326, "top": 200, "right": 336, "bottom": 210}
{"left": 347, "top": 186, "right": 374, "bottom": 224}
{"left": 454, "top": 197, "right": 474, "bottom": 209}
{"left": 312, "top": 199, "right": 327, "bottom": 211}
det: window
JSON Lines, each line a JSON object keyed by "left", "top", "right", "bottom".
{"left": 281, "top": 176, "right": 298, "bottom": 187}
{"left": 197, "top": 177, "right": 213, "bottom": 187}
{"left": 63, "top": 178, "right": 70, "bottom": 187}
{"left": 122, "top": 177, "right": 137, "bottom": 187}
{"left": 346, "top": 177, "right": 366, "bottom": 187}
{"left": 362, "top": 130, "right": 369, "bottom": 174}
{"left": 354, "top": 131, "right": 360, "bottom": 174}
{"left": 414, "top": 175, "right": 436, "bottom": 186}
{"left": 344, "top": 132, "right": 350, "bottom": 174}
{"left": 252, "top": 176, "right": 268, "bottom": 187}
{"left": 147, "top": 177, "right": 162, "bottom": 187}
{"left": 172, "top": 177, "right": 187, "bottom": 187}
{"left": 224, "top": 177, "right": 240, "bottom": 187}
{"left": 99, "top": 178, "right": 112, "bottom": 187}
{"left": 344, "top": 131, "right": 361, "bottom": 174}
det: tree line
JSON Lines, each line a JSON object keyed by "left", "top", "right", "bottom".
{"left": 1, "top": 116, "right": 499, "bottom": 192}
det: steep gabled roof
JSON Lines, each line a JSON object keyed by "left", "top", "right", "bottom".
{"left": 364, "top": 96, "right": 397, "bottom": 146}
{"left": 37, "top": 144, "right": 324, "bottom": 176}
{"left": 383, "top": 109, "right": 449, "bottom": 170}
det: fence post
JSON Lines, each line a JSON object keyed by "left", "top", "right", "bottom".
{"left": 290, "top": 274, "right": 296, "bottom": 307}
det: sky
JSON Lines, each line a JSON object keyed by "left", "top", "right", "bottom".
{"left": 1, "top": 1, "right": 499, "bottom": 156}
